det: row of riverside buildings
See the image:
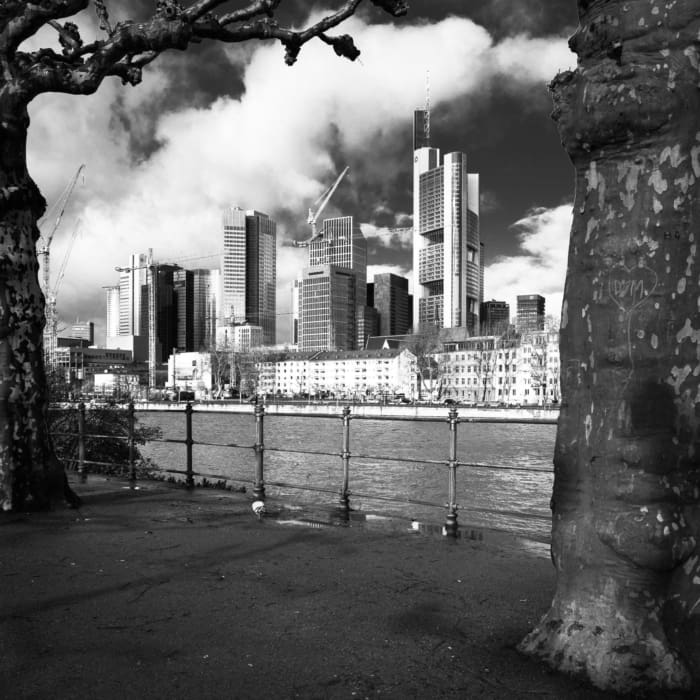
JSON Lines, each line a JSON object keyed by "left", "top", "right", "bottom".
{"left": 52, "top": 107, "right": 557, "bottom": 403}
{"left": 162, "top": 327, "right": 559, "bottom": 405}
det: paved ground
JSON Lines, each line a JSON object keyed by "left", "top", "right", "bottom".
{"left": 0, "top": 475, "right": 677, "bottom": 699}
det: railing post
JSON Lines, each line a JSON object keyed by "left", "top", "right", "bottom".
{"left": 253, "top": 402, "right": 265, "bottom": 501}
{"left": 185, "top": 401, "right": 194, "bottom": 489}
{"left": 444, "top": 406, "right": 459, "bottom": 537}
{"left": 339, "top": 405, "right": 351, "bottom": 510}
{"left": 78, "top": 401, "right": 86, "bottom": 483}
{"left": 128, "top": 401, "right": 136, "bottom": 489}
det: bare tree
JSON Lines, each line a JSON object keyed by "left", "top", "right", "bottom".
{"left": 209, "top": 343, "right": 232, "bottom": 399}
{"left": 520, "top": 0, "right": 700, "bottom": 693}
{"left": 0, "top": 0, "right": 407, "bottom": 511}
{"left": 405, "top": 323, "right": 442, "bottom": 400}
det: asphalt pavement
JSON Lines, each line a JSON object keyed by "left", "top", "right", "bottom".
{"left": 0, "top": 474, "right": 632, "bottom": 699}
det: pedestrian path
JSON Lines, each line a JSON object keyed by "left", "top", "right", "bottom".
{"left": 1, "top": 475, "right": 619, "bottom": 699}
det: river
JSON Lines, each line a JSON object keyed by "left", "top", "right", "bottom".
{"left": 139, "top": 410, "right": 556, "bottom": 543}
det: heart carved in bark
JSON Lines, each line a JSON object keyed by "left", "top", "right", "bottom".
{"left": 607, "top": 264, "right": 657, "bottom": 312}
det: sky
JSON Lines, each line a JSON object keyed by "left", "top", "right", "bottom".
{"left": 24, "top": 0, "right": 579, "bottom": 345}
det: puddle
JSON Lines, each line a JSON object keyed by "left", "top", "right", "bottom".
{"left": 266, "top": 502, "right": 497, "bottom": 545}
{"left": 264, "top": 502, "right": 552, "bottom": 559}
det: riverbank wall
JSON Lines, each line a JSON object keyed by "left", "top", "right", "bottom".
{"left": 133, "top": 400, "right": 560, "bottom": 423}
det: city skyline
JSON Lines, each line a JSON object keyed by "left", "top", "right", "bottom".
{"left": 28, "top": 2, "right": 578, "bottom": 346}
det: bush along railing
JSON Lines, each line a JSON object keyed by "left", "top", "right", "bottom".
{"left": 52, "top": 402, "right": 552, "bottom": 539}
{"left": 50, "top": 401, "right": 162, "bottom": 485}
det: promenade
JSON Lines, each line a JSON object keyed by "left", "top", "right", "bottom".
{"left": 0, "top": 476, "right": 654, "bottom": 699}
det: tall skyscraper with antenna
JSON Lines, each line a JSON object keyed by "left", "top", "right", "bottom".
{"left": 412, "top": 76, "right": 481, "bottom": 333}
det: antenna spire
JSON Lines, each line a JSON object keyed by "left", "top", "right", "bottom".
{"left": 425, "top": 69, "right": 431, "bottom": 146}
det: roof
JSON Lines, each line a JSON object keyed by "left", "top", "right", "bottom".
{"left": 312, "top": 348, "right": 407, "bottom": 361}
{"left": 364, "top": 335, "right": 413, "bottom": 350}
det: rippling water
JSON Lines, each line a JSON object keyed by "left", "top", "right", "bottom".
{"left": 139, "top": 411, "right": 556, "bottom": 542}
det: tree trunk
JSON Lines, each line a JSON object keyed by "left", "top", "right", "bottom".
{"left": 519, "top": 0, "right": 700, "bottom": 692}
{"left": 0, "top": 99, "right": 64, "bottom": 511}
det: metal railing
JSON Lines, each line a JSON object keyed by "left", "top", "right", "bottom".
{"left": 52, "top": 401, "right": 552, "bottom": 539}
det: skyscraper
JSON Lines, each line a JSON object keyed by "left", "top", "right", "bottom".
{"left": 222, "top": 207, "right": 277, "bottom": 345}
{"left": 370, "top": 273, "right": 411, "bottom": 336}
{"left": 153, "top": 263, "right": 179, "bottom": 362}
{"left": 245, "top": 211, "right": 277, "bottom": 345}
{"left": 204, "top": 268, "right": 222, "bottom": 349}
{"left": 173, "top": 268, "right": 194, "bottom": 352}
{"left": 222, "top": 208, "right": 246, "bottom": 325}
{"left": 517, "top": 294, "right": 545, "bottom": 332}
{"left": 480, "top": 300, "right": 510, "bottom": 335}
{"left": 105, "top": 285, "right": 120, "bottom": 338}
{"left": 191, "top": 268, "right": 218, "bottom": 350}
{"left": 299, "top": 265, "right": 357, "bottom": 351}
{"left": 413, "top": 108, "right": 430, "bottom": 150}
{"left": 297, "top": 215, "right": 368, "bottom": 351}
{"left": 67, "top": 320, "right": 94, "bottom": 345}
{"left": 118, "top": 252, "right": 149, "bottom": 335}
{"left": 412, "top": 110, "right": 481, "bottom": 333}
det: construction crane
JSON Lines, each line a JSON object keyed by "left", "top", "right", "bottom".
{"left": 295, "top": 166, "right": 349, "bottom": 247}
{"left": 44, "top": 218, "right": 83, "bottom": 371}
{"left": 38, "top": 164, "right": 85, "bottom": 299}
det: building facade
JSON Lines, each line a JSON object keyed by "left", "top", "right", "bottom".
{"left": 480, "top": 300, "right": 510, "bottom": 336}
{"left": 438, "top": 330, "right": 559, "bottom": 405}
{"left": 118, "top": 252, "right": 149, "bottom": 336}
{"left": 93, "top": 373, "right": 141, "bottom": 399}
{"left": 174, "top": 268, "right": 194, "bottom": 352}
{"left": 255, "top": 348, "right": 417, "bottom": 400}
{"left": 412, "top": 112, "right": 481, "bottom": 333}
{"left": 104, "top": 285, "right": 120, "bottom": 338}
{"left": 167, "top": 351, "right": 214, "bottom": 399}
{"left": 153, "top": 264, "right": 179, "bottom": 363}
{"left": 55, "top": 346, "right": 134, "bottom": 386}
{"left": 232, "top": 324, "right": 263, "bottom": 352}
{"left": 65, "top": 320, "right": 94, "bottom": 345}
{"left": 222, "top": 207, "right": 277, "bottom": 345}
{"left": 369, "top": 273, "right": 411, "bottom": 337}
{"left": 297, "top": 215, "right": 368, "bottom": 351}
{"left": 299, "top": 265, "right": 357, "bottom": 351}
{"left": 222, "top": 208, "right": 247, "bottom": 325}
{"left": 516, "top": 294, "right": 546, "bottom": 332}
{"left": 245, "top": 211, "right": 277, "bottom": 345}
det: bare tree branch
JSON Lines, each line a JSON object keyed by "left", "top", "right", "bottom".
{"left": 185, "top": 0, "right": 282, "bottom": 24}
{"left": 12, "top": 0, "right": 407, "bottom": 100}
{"left": 1, "top": 1, "right": 88, "bottom": 55}
{"left": 93, "top": 0, "right": 114, "bottom": 36}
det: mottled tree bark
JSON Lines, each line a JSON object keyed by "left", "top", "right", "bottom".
{"left": 0, "top": 100, "right": 63, "bottom": 510}
{"left": 520, "top": 0, "right": 700, "bottom": 692}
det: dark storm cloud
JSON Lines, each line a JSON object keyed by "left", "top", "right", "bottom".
{"left": 403, "top": 0, "right": 577, "bottom": 39}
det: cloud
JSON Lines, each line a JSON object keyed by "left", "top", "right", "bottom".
{"left": 24, "top": 12, "right": 574, "bottom": 344}
{"left": 484, "top": 204, "right": 572, "bottom": 321}
{"left": 368, "top": 264, "right": 412, "bottom": 285}
{"left": 479, "top": 190, "right": 501, "bottom": 214}
{"left": 361, "top": 224, "right": 413, "bottom": 248}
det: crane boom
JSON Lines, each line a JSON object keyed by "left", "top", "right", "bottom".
{"left": 43, "top": 217, "right": 83, "bottom": 372}
{"left": 52, "top": 218, "right": 82, "bottom": 299}
{"left": 38, "top": 163, "right": 85, "bottom": 296}
{"left": 300, "top": 166, "right": 349, "bottom": 245}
